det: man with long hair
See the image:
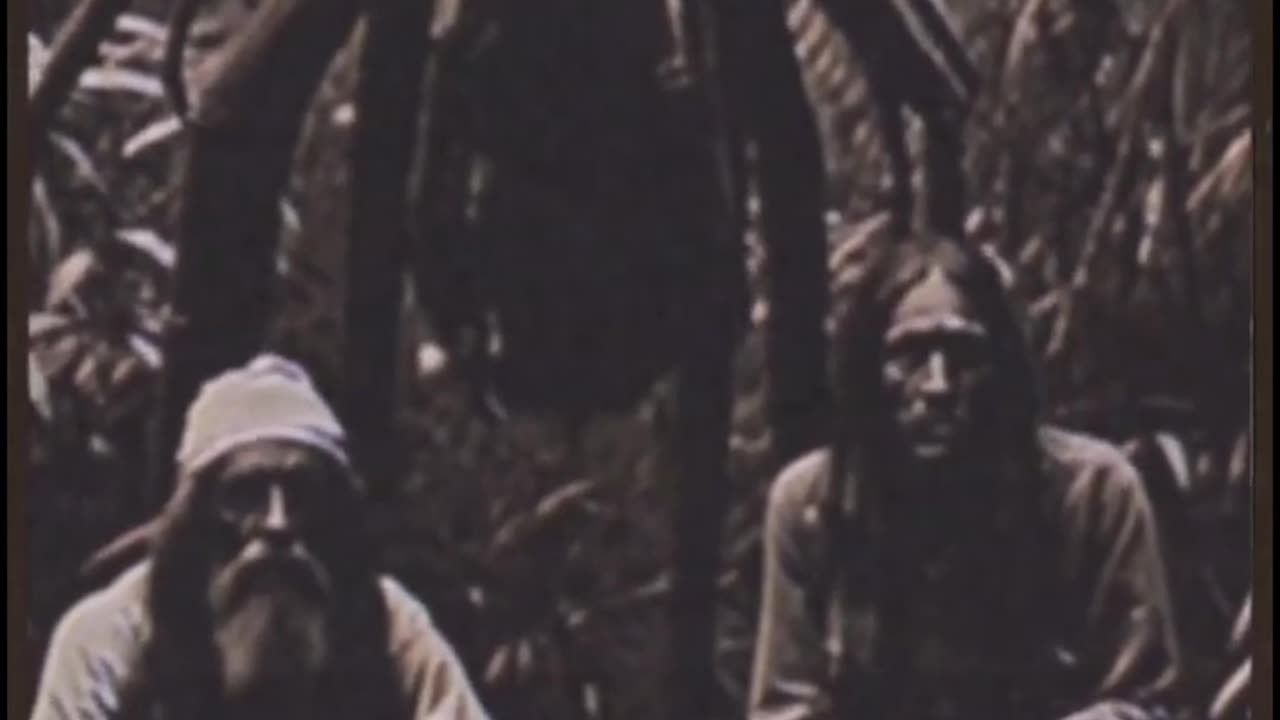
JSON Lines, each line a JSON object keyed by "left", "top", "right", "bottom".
{"left": 30, "top": 354, "right": 490, "bottom": 720}
{"left": 749, "top": 234, "right": 1183, "bottom": 719}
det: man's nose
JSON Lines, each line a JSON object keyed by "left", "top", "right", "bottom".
{"left": 919, "top": 351, "right": 954, "bottom": 397}
{"left": 258, "top": 485, "right": 295, "bottom": 544}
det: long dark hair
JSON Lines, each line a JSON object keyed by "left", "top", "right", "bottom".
{"left": 829, "top": 234, "right": 1039, "bottom": 465}
{"left": 822, "top": 233, "right": 1055, "bottom": 712}
{"left": 117, "top": 455, "right": 403, "bottom": 720}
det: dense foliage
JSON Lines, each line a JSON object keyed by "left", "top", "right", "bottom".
{"left": 25, "top": 0, "right": 1254, "bottom": 717}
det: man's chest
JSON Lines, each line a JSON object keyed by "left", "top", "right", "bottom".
{"left": 837, "top": 543, "right": 1072, "bottom": 718}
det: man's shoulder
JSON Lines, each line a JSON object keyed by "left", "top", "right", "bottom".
{"left": 376, "top": 576, "right": 492, "bottom": 717}
{"left": 378, "top": 575, "right": 431, "bottom": 616}
{"left": 1037, "top": 425, "right": 1147, "bottom": 510}
{"left": 376, "top": 575, "right": 455, "bottom": 653}
{"left": 37, "top": 560, "right": 151, "bottom": 709}
{"left": 56, "top": 558, "right": 149, "bottom": 635}
{"left": 378, "top": 575, "right": 434, "bottom": 628}
{"left": 1038, "top": 425, "right": 1130, "bottom": 467}
{"left": 767, "top": 448, "right": 835, "bottom": 517}
{"left": 1039, "top": 426, "right": 1139, "bottom": 477}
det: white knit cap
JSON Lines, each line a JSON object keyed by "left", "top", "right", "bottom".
{"left": 176, "top": 353, "right": 349, "bottom": 474}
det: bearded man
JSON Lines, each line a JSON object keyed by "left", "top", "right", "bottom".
{"left": 30, "top": 354, "right": 491, "bottom": 720}
{"left": 749, "top": 235, "right": 1184, "bottom": 719}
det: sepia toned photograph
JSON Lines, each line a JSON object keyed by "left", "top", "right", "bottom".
{"left": 19, "top": 0, "right": 1262, "bottom": 718}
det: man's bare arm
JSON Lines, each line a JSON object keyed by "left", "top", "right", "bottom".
{"left": 748, "top": 457, "right": 835, "bottom": 720}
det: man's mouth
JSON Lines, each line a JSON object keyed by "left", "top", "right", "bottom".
{"left": 906, "top": 420, "right": 959, "bottom": 457}
{"left": 911, "top": 438, "right": 951, "bottom": 459}
{"left": 914, "top": 418, "right": 956, "bottom": 439}
{"left": 222, "top": 554, "right": 330, "bottom": 612}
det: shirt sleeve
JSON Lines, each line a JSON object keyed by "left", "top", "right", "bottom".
{"left": 29, "top": 590, "right": 141, "bottom": 720}
{"left": 747, "top": 459, "right": 835, "bottom": 720}
{"left": 382, "top": 579, "right": 493, "bottom": 720}
{"left": 1058, "top": 452, "right": 1184, "bottom": 719}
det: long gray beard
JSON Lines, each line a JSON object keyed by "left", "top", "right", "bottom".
{"left": 212, "top": 586, "right": 331, "bottom": 708}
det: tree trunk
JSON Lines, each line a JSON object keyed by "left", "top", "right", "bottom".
{"left": 660, "top": 2, "right": 747, "bottom": 715}
{"left": 668, "top": 324, "right": 735, "bottom": 719}
{"left": 923, "top": 108, "right": 968, "bottom": 238}
{"left": 342, "top": 0, "right": 431, "bottom": 494}
{"left": 724, "top": 0, "right": 831, "bottom": 464}
{"left": 152, "top": 0, "right": 360, "bottom": 505}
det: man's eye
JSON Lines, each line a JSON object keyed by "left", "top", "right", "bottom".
{"left": 283, "top": 474, "right": 343, "bottom": 522}
{"left": 217, "top": 479, "right": 267, "bottom": 517}
{"left": 885, "top": 339, "right": 930, "bottom": 367}
{"left": 883, "top": 354, "right": 921, "bottom": 382}
{"left": 283, "top": 480, "right": 322, "bottom": 516}
{"left": 944, "top": 337, "right": 990, "bottom": 369}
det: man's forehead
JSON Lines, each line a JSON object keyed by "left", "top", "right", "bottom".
{"left": 886, "top": 267, "right": 987, "bottom": 340}
{"left": 215, "top": 440, "right": 334, "bottom": 478}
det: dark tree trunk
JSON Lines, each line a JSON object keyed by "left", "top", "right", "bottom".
{"left": 923, "top": 109, "right": 968, "bottom": 239}
{"left": 405, "top": 25, "right": 487, "bottom": 410}
{"left": 664, "top": 0, "right": 831, "bottom": 714}
{"left": 819, "top": 0, "right": 976, "bottom": 242}
{"left": 660, "top": 3, "right": 746, "bottom": 715}
{"left": 668, "top": 323, "right": 736, "bottom": 719}
{"left": 663, "top": 139, "right": 740, "bottom": 720}
{"left": 877, "top": 99, "right": 915, "bottom": 236}
{"left": 152, "top": 0, "right": 361, "bottom": 505}
{"left": 723, "top": 0, "right": 832, "bottom": 465}
{"left": 342, "top": 0, "right": 432, "bottom": 494}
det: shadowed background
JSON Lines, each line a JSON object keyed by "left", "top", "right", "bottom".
{"left": 24, "top": 0, "right": 1253, "bottom": 717}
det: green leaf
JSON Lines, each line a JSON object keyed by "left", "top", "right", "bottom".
{"left": 114, "top": 13, "right": 167, "bottom": 45}
{"left": 122, "top": 116, "right": 183, "bottom": 160}
{"left": 44, "top": 249, "right": 99, "bottom": 311}
{"left": 28, "top": 33, "right": 49, "bottom": 92}
{"left": 48, "top": 133, "right": 107, "bottom": 195}
{"left": 115, "top": 228, "right": 175, "bottom": 269}
{"left": 29, "top": 354, "right": 54, "bottom": 422}
{"left": 78, "top": 67, "right": 165, "bottom": 98}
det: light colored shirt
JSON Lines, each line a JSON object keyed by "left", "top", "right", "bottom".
{"left": 749, "top": 426, "right": 1184, "bottom": 720}
{"left": 30, "top": 562, "right": 492, "bottom": 720}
